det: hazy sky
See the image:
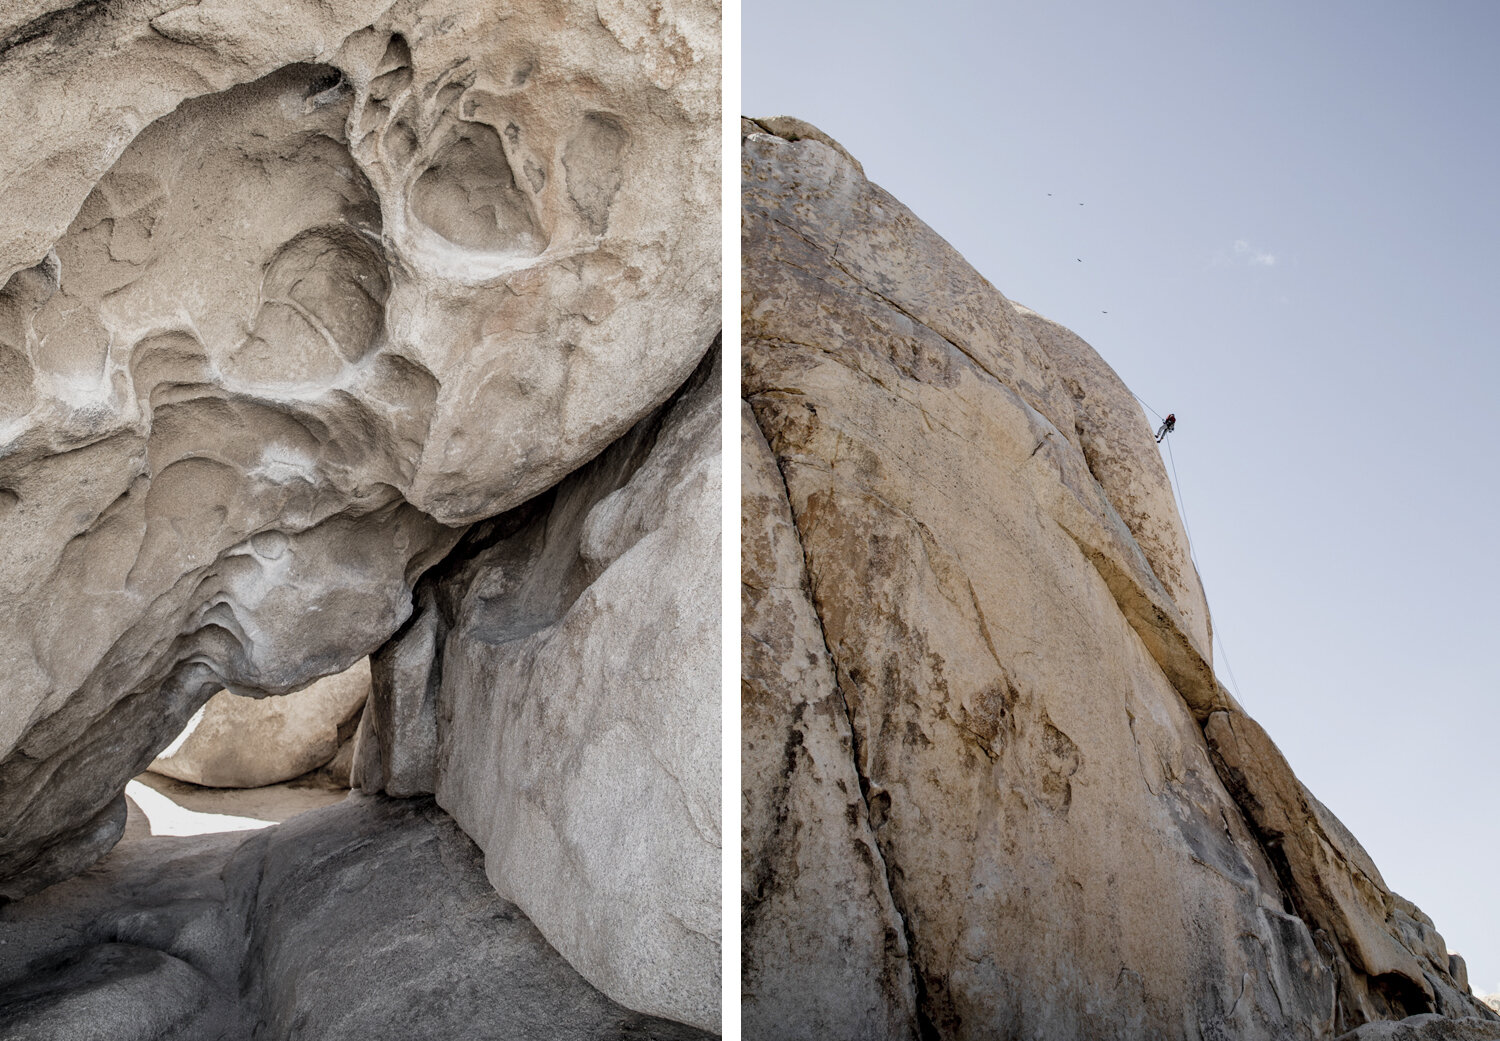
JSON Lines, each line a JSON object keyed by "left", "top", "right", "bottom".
{"left": 744, "top": 0, "right": 1500, "bottom": 994}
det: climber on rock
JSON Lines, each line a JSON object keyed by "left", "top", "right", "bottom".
{"left": 1155, "top": 413, "right": 1176, "bottom": 443}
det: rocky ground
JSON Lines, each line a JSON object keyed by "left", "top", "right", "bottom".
{"left": 1, "top": 783, "right": 714, "bottom": 1041}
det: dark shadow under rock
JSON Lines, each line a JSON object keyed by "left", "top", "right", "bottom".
{"left": 0, "top": 795, "right": 714, "bottom": 1041}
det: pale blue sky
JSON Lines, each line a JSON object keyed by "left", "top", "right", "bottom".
{"left": 745, "top": 0, "right": 1500, "bottom": 994}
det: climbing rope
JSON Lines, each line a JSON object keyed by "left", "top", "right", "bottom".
{"left": 1163, "top": 430, "right": 1246, "bottom": 701}
{"left": 1133, "top": 388, "right": 1250, "bottom": 698}
{"left": 1132, "top": 391, "right": 1166, "bottom": 423}
{"left": 1214, "top": 629, "right": 1246, "bottom": 702}
{"left": 1164, "top": 435, "right": 1195, "bottom": 555}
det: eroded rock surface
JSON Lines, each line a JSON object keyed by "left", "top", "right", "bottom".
{"left": 356, "top": 345, "right": 722, "bottom": 1031}
{"left": 0, "top": 0, "right": 718, "bottom": 907}
{"left": 740, "top": 117, "right": 1493, "bottom": 1040}
{"left": 0, "top": 795, "right": 716, "bottom": 1041}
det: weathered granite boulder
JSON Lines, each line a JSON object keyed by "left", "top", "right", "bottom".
{"left": 355, "top": 345, "right": 722, "bottom": 1031}
{"left": 0, "top": 0, "right": 718, "bottom": 906}
{"left": 740, "top": 116, "right": 1493, "bottom": 1040}
{"left": 150, "top": 659, "right": 369, "bottom": 788}
{"left": 0, "top": 0, "right": 719, "bottom": 1033}
{"left": 0, "top": 795, "right": 716, "bottom": 1041}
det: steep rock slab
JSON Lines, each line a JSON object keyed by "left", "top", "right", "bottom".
{"left": 743, "top": 120, "right": 1330, "bottom": 1041}
{"left": 1204, "top": 709, "right": 1493, "bottom": 1026}
{"left": 741, "top": 401, "right": 919, "bottom": 1040}
{"left": 0, "top": 796, "right": 716, "bottom": 1041}
{"left": 0, "top": 0, "right": 719, "bottom": 897}
{"left": 1011, "top": 303, "right": 1210, "bottom": 653}
{"left": 358, "top": 347, "right": 722, "bottom": 1031}
{"left": 742, "top": 119, "right": 1492, "bottom": 1038}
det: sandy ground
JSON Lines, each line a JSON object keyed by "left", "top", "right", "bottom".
{"left": 123, "top": 771, "right": 351, "bottom": 839}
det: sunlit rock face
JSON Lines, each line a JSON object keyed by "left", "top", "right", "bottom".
{"left": 740, "top": 116, "right": 1493, "bottom": 1041}
{"left": 0, "top": 0, "right": 718, "bottom": 909}
{"left": 150, "top": 658, "right": 370, "bottom": 789}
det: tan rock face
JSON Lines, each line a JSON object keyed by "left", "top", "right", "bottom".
{"left": 150, "top": 658, "right": 370, "bottom": 789}
{"left": 741, "top": 400, "right": 918, "bottom": 1041}
{"left": 0, "top": 0, "right": 718, "bottom": 901}
{"left": 740, "top": 119, "right": 1492, "bottom": 1039}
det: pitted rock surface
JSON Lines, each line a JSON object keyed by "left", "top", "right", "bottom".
{"left": 0, "top": 0, "right": 718, "bottom": 903}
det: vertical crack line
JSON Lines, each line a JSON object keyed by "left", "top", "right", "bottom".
{"left": 746, "top": 398, "right": 935, "bottom": 1041}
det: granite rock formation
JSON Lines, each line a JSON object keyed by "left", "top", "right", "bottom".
{"left": 740, "top": 116, "right": 1493, "bottom": 1041}
{"left": 0, "top": 0, "right": 719, "bottom": 1034}
{"left": 1335, "top": 1017, "right": 1500, "bottom": 1041}
{"left": 0, "top": 0, "right": 717, "bottom": 899}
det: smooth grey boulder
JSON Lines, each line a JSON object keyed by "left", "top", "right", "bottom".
{"left": 357, "top": 345, "right": 722, "bottom": 1031}
{"left": 1336, "top": 1015, "right": 1500, "bottom": 1040}
{"left": 0, "top": 944, "right": 227, "bottom": 1041}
